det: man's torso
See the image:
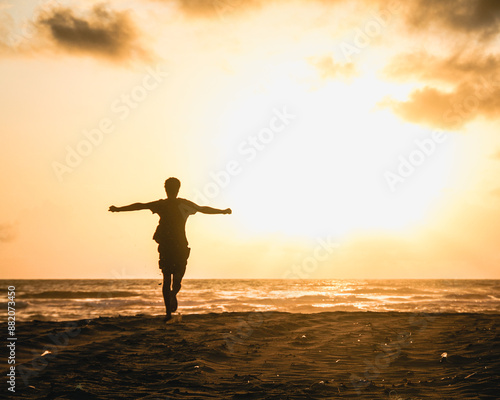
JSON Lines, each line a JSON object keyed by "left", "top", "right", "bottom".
{"left": 150, "top": 198, "right": 197, "bottom": 246}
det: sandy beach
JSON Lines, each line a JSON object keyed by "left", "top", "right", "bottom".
{"left": 5, "top": 312, "right": 499, "bottom": 399}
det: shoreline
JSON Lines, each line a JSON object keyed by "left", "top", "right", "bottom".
{"left": 2, "top": 311, "right": 499, "bottom": 399}
{"left": 4, "top": 308, "right": 500, "bottom": 324}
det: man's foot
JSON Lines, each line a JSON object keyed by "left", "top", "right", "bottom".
{"left": 170, "top": 292, "right": 178, "bottom": 312}
{"left": 165, "top": 314, "right": 182, "bottom": 324}
{"left": 163, "top": 314, "right": 172, "bottom": 322}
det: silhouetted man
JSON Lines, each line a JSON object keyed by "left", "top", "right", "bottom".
{"left": 109, "top": 177, "right": 231, "bottom": 321}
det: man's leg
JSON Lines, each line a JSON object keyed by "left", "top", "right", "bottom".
{"left": 162, "top": 271, "right": 172, "bottom": 320}
{"left": 171, "top": 264, "right": 186, "bottom": 312}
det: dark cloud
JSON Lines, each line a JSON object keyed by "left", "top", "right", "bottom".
{"left": 310, "top": 56, "right": 357, "bottom": 80}
{"left": 0, "top": 223, "right": 16, "bottom": 243}
{"left": 170, "top": 0, "right": 500, "bottom": 33}
{"left": 405, "top": 0, "right": 500, "bottom": 39}
{"left": 37, "top": 5, "right": 146, "bottom": 61}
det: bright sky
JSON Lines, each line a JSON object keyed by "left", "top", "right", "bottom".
{"left": 1, "top": 0, "right": 500, "bottom": 279}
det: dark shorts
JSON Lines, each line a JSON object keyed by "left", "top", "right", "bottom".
{"left": 158, "top": 242, "right": 190, "bottom": 275}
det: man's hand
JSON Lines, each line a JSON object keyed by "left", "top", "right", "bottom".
{"left": 224, "top": 208, "right": 232, "bottom": 215}
{"left": 109, "top": 205, "right": 119, "bottom": 212}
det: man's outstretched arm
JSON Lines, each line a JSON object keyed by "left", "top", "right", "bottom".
{"left": 197, "top": 206, "right": 232, "bottom": 215}
{"left": 109, "top": 203, "right": 152, "bottom": 212}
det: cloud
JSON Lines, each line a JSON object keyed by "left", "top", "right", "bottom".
{"left": 0, "top": 6, "right": 15, "bottom": 51}
{"left": 490, "top": 150, "right": 500, "bottom": 160}
{"left": 384, "top": 52, "right": 500, "bottom": 84}
{"left": 381, "top": 51, "right": 500, "bottom": 129}
{"left": 381, "top": 81, "right": 500, "bottom": 130}
{"left": 405, "top": 0, "right": 500, "bottom": 39}
{"left": 310, "top": 56, "right": 357, "bottom": 80}
{"left": 155, "top": 0, "right": 262, "bottom": 18}
{"left": 169, "top": 0, "right": 500, "bottom": 33}
{"left": 37, "top": 5, "right": 147, "bottom": 62}
{"left": 0, "top": 223, "right": 16, "bottom": 243}
{"left": 380, "top": 87, "right": 457, "bottom": 129}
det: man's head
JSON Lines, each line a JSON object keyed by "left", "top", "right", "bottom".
{"left": 164, "top": 177, "right": 181, "bottom": 198}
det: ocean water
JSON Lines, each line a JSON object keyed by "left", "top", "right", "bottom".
{"left": 1, "top": 279, "right": 499, "bottom": 322}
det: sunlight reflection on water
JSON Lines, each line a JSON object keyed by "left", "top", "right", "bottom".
{"left": 2, "top": 279, "right": 499, "bottom": 322}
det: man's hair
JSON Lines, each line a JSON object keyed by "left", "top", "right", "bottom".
{"left": 164, "top": 177, "right": 181, "bottom": 197}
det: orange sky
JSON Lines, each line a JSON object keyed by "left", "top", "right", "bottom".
{"left": 1, "top": 0, "right": 500, "bottom": 279}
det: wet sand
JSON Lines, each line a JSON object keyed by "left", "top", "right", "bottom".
{"left": 4, "top": 312, "right": 499, "bottom": 399}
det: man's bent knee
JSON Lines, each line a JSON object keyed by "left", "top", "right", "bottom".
{"left": 172, "top": 278, "right": 182, "bottom": 294}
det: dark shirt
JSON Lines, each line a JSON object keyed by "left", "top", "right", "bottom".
{"left": 149, "top": 198, "right": 198, "bottom": 247}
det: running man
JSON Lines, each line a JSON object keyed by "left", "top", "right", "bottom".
{"left": 109, "top": 177, "right": 231, "bottom": 321}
